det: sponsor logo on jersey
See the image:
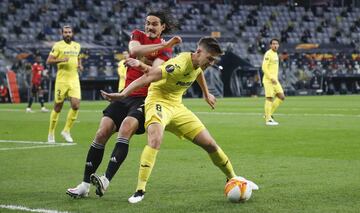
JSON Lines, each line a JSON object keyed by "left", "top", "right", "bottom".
{"left": 176, "top": 81, "right": 193, "bottom": 86}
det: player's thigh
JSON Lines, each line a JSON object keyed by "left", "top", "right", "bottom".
{"left": 263, "top": 82, "right": 275, "bottom": 98}
{"left": 54, "top": 82, "right": 69, "bottom": 103}
{"left": 166, "top": 105, "right": 205, "bottom": 141}
{"left": 192, "top": 129, "right": 218, "bottom": 153}
{"left": 103, "top": 101, "right": 129, "bottom": 132}
{"left": 68, "top": 81, "right": 81, "bottom": 100}
{"left": 127, "top": 97, "right": 146, "bottom": 135}
{"left": 144, "top": 101, "right": 171, "bottom": 130}
{"left": 274, "top": 84, "right": 284, "bottom": 98}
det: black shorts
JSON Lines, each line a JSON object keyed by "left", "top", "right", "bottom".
{"left": 31, "top": 84, "right": 40, "bottom": 94}
{"left": 103, "top": 96, "right": 145, "bottom": 134}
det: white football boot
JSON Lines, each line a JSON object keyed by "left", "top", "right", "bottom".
{"left": 61, "top": 131, "right": 74, "bottom": 143}
{"left": 128, "top": 190, "right": 145, "bottom": 204}
{"left": 47, "top": 134, "right": 55, "bottom": 143}
{"left": 26, "top": 108, "right": 34, "bottom": 113}
{"left": 41, "top": 107, "right": 49, "bottom": 112}
{"left": 90, "top": 174, "right": 109, "bottom": 197}
{"left": 66, "top": 182, "right": 90, "bottom": 198}
{"left": 266, "top": 118, "right": 279, "bottom": 126}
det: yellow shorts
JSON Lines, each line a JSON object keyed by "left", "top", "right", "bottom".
{"left": 263, "top": 81, "right": 284, "bottom": 98}
{"left": 54, "top": 80, "right": 81, "bottom": 103}
{"left": 144, "top": 101, "right": 205, "bottom": 141}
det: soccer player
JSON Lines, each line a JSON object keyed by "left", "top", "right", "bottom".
{"left": 101, "top": 37, "right": 259, "bottom": 203}
{"left": 262, "top": 38, "right": 285, "bottom": 126}
{"left": 46, "top": 25, "right": 83, "bottom": 143}
{"left": 117, "top": 50, "right": 129, "bottom": 92}
{"left": 26, "top": 56, "right": 49, "bottom": 113}
{"left": 66, "top": 10, "right": 181, "bottom": 198}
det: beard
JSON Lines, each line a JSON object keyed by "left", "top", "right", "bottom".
{"left": 63, "top": 36, "right": 72, "bottom": 43}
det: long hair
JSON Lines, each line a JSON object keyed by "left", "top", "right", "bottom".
{"left": 147, "top": 9, "right": 179, "bottom": 35}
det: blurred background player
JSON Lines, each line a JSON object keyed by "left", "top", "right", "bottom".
{"left": 66, "top": 10, "right": 181, "bottom": 198}
{"left": 26, "top": 55, "right": 49, "bottom": 113}
{"left": 101, "top": 37, "right": 259, "bottom": 204}
{"left": 46, "top": 25, "right": 83, "bottom": 143}
{"left": 117, "top": 50, "right": 129, "bottom": 92}
{"left": 0, "top": 84, "right": 9, "bottom": 103}
{"left": 262, "top": 38, "right": 285, "bottom": 126}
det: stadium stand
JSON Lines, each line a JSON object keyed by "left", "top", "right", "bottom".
{"left": 0, "top": 0, "right": 360, "bottom": 101}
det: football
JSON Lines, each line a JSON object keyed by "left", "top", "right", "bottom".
{"left": 224, "top": 176, "right": 254, "bottom": 202}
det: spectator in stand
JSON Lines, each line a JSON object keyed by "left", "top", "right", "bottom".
{"left": 0, "top": 84, "right": 9, "bottom": 103}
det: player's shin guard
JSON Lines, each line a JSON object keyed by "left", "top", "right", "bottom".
{"left": 209, "top": 147, "right": 236, "bottom": 179}
{"left": 83, "top": 141, "right": 105, "bottom": 183}
{"left": 136, "top": 145, "right": 158, "bottom": 192}
{"left": 271, "top": 98, "right": 283, "bottom": 115}
{"left": 63, "top": 109, "right": 78, "bottom": 132}
{"left": 105, "top": 137, "right": 129, "bottom": 181}
{"left": 264, "top": 99, "right": 273, "bottom": 121}
{"left": 48, "top": 110, "right": 59, "bottom": 134}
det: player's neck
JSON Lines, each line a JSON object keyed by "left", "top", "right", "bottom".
{"left": 191, "top": 53, "right": 199, "bottom": 69}
{"left": 63, "top": 40, "right": 72, "bottom": 44}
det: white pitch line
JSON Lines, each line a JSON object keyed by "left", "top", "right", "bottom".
{"left": 0, "top": 204, "right": 70, "bottom": 213}
{"left": 0, "top": 140, "right": 76, "bottom": 151}
{"left": 0, "top": 140, "right": 75, "bottom": 145}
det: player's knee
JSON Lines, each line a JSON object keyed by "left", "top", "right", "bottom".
{"left": 54, "top": 104, "right": 63, "bottom": 112}
{"left": 95, "top": 128, "right": 111, "bottom": 145}
{"left": 119, "top": 119, "right": 138, "bottom": 138}
{"left": 71, "top": 104, "right": 80, "bottom": 110}
{"left": 148, "top": 136, "right": 162, "bottom": 149}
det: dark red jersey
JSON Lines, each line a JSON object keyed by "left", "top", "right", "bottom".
{"left": 31, "top": 62, "right": 44, "bottom": 86}
{"left": 126, "top": 29, "right": 172, "bottom": 97}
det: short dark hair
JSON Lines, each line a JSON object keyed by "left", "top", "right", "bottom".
{"left": 147, "top": 9, "right": 179, "bottom": 34}
{"left": 198, "top": 36, "right": 223, "bottom": 55}
{"left": 270, "top": 38, "right": 279, "bottom": 45}
{"left": 61, "top": 25, "right": 73, "bottom": 32}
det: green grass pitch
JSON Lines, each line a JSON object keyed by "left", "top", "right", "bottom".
{"left": 0, "top": 95, "right": 359, "bottom": 213}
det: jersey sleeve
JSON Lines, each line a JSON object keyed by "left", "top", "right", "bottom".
{"left": 157, "top": 48, "right": 172, "bottom": 62}
{"left": 49, "top": 43, "right": 60, "bottom": 57}
{"left": 130, "top": 30, "right": 143, "bottom": 42}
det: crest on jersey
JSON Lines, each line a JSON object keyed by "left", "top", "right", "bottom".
{"left": 165, "top": 64, "right": 175, "bottom": 73}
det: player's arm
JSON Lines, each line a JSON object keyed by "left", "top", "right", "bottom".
{"left": 46, "top": 45, "right": 68, "bottom": 65}
{"left": 196, "top": 72, "right": 216, "bottom": 109}
{"left": 125, "top": 58, "right": 152, "bottom": 73}
{"left": 46, "top": 55, "right": 69, "bottom": 64}
{"left": 101, "top": 66, "right": 162, "bottom": 101}
{"left": 129, "top": 36, "right": 182, "bottom": 57}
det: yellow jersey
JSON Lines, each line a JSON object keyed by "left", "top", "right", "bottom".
{"left": 147, "top": 52, "right": 202, "bottom": 104}
{"left": 262, "top": 49, "right": 279, "bottom": 82}
{"left": 49, "top": 40, "right": 81, "bottom": 82}
{"left": 117, "top": 59, "right": 127, "bottom": 92}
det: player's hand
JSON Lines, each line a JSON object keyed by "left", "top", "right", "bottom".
{"left": 61, "top": 58, "right": 69, "bottom": 62}
{"left": 100, "top": 90, "right": 125, "bottom": 101}
{"left": 204, "top": 93, "right": 216, "bottom": 109}
{"left": 271, "top": 78, "right": 277, "bottom": 85}
{"left": 166, "top": 36, "right": 182, "bottom": 48}
{"left": 78, "top": 64, "right": 84, "bottom": 71}
{"left": 125, "top": 58, "right": 141, "bottom": 68}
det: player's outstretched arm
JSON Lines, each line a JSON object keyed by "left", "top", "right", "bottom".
{"left": 101, "top": 66, "right": 162, "bottom": 102}
{"left": 129, "top": 36, "right": 182, "bottom": 57}
{"left": 125, "top": 58, "right": 152, "bottom": 73}
{"left": 196, "top": 72, "right": 216, "bottom": 109}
